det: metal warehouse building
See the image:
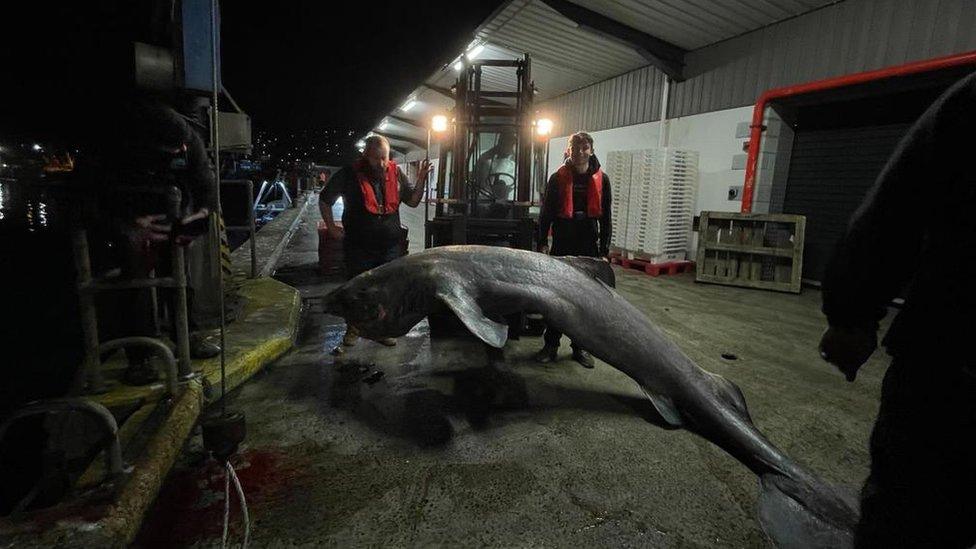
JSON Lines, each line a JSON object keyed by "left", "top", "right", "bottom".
{"left": 377, "top": 0, "right": 976, "bottom": 281}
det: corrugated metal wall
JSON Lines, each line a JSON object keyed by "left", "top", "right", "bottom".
{"left": 539, "top": 0, "right": 976, "bottom": 132}
{"left": 542, "top": 66, "right": 667, "bottom": 136}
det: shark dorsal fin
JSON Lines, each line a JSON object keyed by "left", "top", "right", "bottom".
{"left": 639, "top": 387, "right": 684, "bottom": 427}
{"left": 708, "top": 372, "right": 751, "bottom": 421}
{"left": 554, "top": 256, "right": 616, "bottom": 289}
{"left": 435, "top": 287, "right": 509, "bottom": 348}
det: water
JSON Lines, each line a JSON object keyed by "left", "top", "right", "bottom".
{"left": 0, "top": 178, "right": 71, "bottom": 232}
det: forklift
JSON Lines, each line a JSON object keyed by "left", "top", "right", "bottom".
{"left": 425, "top": 53, "right": 550, "bottom": 340}
{"left": 425, "top": 54, "right": 545, "bottom": 251}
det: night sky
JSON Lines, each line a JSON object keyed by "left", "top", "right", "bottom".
{"left": 0, "top": 0, "right": 503, "bottom": 141}
{"left": 221, "top": 2, "right": 502, "bottom": 132}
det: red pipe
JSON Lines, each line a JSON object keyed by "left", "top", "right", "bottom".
{"left": 741, "top": 50, "right": 976, "bottom": 213}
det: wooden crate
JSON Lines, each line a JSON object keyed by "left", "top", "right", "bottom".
{"left": 695, "top": 211, "right": 806, "bottom": 293}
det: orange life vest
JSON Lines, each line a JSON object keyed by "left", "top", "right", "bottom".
{"left": 354, "top": 159, "right": 400, "bottom": 215}
{"left": 555, "top": 164, "right": 603, "bottom": 218}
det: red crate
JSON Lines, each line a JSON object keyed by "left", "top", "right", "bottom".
{"left": 318, "top": 220, "right": 344, "bottom": 275}
{"left": 613, "top": 256, "right": 695, "bottom": 277}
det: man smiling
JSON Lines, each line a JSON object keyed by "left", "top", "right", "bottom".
{"left": 535, "top": 131, "right": 613, "bottom": 368}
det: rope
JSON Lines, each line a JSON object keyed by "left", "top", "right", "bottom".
{"left": 222, "top": 463, "right": 230, "bottom": 548}
{"left": 221, "top": 460, "right": 251, "bottom": 548}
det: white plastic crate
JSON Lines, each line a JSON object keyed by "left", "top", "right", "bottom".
{"left": 606, "top": 147, "right": 699, "bottom": 263}
{"left": 605, "top": 150, "right": 633, "bottom": 251}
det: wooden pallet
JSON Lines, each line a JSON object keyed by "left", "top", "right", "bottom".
{"left": 611, "top": 254, "right": 696, "bottom": 277}
{"left": 695, "top": 211, "right": 806, "bottom": 293}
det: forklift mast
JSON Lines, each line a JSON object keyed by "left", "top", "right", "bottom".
{"left": 427, "top": 54, "right": 541, "bottom": 251}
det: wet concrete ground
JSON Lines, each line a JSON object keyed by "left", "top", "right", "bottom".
{"left": 137, "top": 206, "right": 885, "bottom": 547}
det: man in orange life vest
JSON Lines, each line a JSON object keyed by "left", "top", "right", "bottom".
{"left": 319, "top": 135, "right": 432, "bottom": 346}
{"left": 535, "top": 131, "right": 612, "bottom": 368}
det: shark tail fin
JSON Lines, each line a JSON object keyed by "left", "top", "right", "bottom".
{"left": 757, "top": 471, "right": 858, "bottom": 549}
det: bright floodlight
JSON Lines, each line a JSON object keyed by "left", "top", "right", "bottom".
{"left": 466, "top": 44, "right": 485, "bottom": 60}
{"left": 431, "top": 115, "right": 448, "bottom": 133}
{"left": 536, "top": 118, "right": 554, "bottom": 137}
{"left": 401, "top": 100, "right": 417, "bottom": 112}
{"left": 355, "top": 140, "right": 366, "bottom": 149}
{"left": 453, "top": 60, "right": 463, "bottom": 71}
{"left": 32, "top": 144, "right": 42, "bottom": 151}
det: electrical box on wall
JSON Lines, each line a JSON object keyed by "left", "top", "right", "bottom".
{"left": 180, "top": 0, "right": 221, "bottom": 93}
{"left": 218, "top": 112, "right": 252, "bottom": 154}
{"left": 731, "top": 154, "right": 747, "bottom": 170}
{"left": 735, "top": 121, "right": 751, "bottom": 138}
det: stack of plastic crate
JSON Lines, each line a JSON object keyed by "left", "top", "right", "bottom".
{"left": 631, "top": 148, "right": 699, "bottom": 262}
{"left": 605, "top": 150, "right": 633, "bottom": 251}
{"left": 626, "top": 148, "right": 662, "bottom": 254}
{"left": 630, "top": 148, "right": 698, "bottom": 263}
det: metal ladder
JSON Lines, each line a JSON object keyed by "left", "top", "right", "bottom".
{"left": 69, "top": 185, "right": 193, "bottom": 396}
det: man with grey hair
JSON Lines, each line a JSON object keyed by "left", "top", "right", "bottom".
{"left": 320, "top": 135, "right": 431, "bottom": 346}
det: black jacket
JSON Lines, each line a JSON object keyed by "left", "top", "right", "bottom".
{"left": 822, "top": 71, "right": 976, "bottom": 356}
{"left": 320, "top": 163, "right": 412, "bottom": 252}
{"left": 538, "top": 156, "right": 613, "bottom": 257}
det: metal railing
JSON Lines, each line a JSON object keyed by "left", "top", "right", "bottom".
{"left": 70, "top": 185, "right": 193, "bottom": 395}
{"left": 220, "top": 179, "right": 257, "bottom": 278}
{"left": 0, "top": 398, "right": 123, "bottom": 512}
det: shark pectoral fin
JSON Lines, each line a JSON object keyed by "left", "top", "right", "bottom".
{"left": 435, "top": 289, "right": 509, "bottom": 348}
{"left": 639, "top": 387, "right": 683, "bottom": 428}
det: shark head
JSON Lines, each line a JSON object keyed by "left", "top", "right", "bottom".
{"left": 322, "top": 261, "right": 431, "bottom": 341}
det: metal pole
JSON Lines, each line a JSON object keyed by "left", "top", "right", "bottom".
{"left": 149, "top": 278, "right": 161, "bottom": 336}
{"left": 425, "top": 129, "right": 430, "bottom": 240}
{"left": 170, "top": 184, "right": 193, "bottom": 379}
{"left": 658, "top": 77, "right": 671, "bottom": 149}
{"left": 70, "top": 229, "right": 105, "bottom": 394}
{"left": 247, "top": 180, "right": 256, "bottom": 279}
{"left": 212, "top": 0, "right": 227, "bottom": 414}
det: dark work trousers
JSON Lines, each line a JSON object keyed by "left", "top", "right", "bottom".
{"left": 344, "top": 242, "right": 401, "bottom": 278}
{"left": 542, "top": 226, "right": 601, "bottom": 351}
{"left": 854, "top": 352, "right": 976, "bottom": 548}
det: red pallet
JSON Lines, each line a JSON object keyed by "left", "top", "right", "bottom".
{"left": 612, "top": 256, "right": 695, "bottom": 277}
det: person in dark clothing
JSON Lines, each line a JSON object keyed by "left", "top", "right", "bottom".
{"left": 473, "top": 130, "right": 517, "bottom": 218}
{"left": 819, "top": 71, "right": 976, "bottom": 549}
{"left": 319, "top": 135, "right": 431, "bottom": 346}
{"left": 534, "top": 131, "right": 612, "bottom": 368}
{"left": 81, "top": 96, "right": 219, "bottom": 385}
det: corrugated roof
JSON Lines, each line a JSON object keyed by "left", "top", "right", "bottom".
{"left": 373, "top": 0, "right": 839, "bottom": 139}
{"left": 573, "top": 0, "right": 838, "bottom": 51}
